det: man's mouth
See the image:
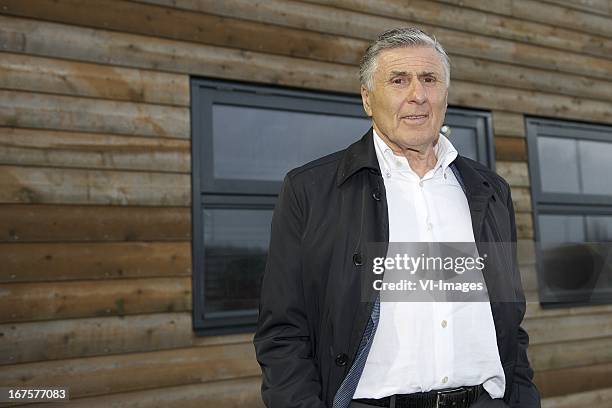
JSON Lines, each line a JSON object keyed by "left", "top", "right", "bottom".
{"left": 401, "top": 114, "right": 429, "bottom": 123}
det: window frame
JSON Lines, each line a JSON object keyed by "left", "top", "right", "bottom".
{"left": 191, "top": 78, "right": 371, "bottom": 335}
{"left": 526, "top": 117, "right": 612, "bottom": 307}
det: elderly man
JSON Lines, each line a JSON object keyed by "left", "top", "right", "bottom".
{"left": 254, "top": 28, "right": 540, "bottom": 408}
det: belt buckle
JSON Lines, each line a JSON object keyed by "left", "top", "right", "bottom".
{"left": 435, "top": 387, "right": 466, "bottom": 408}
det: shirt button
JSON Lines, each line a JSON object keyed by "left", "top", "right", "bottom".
{"left": 442, "top": 376, "right": 448, "bottom": 383}
{"left": 441, "top": 320, "right": 447, "bottom": 328}
{"left": 419, "top": 180, "right": 424, "bottom": 187}
{"left": 385, "top": 171, "right": 391, "bottom": 178}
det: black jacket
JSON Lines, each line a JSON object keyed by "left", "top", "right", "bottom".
{"left": 254, "top": 129, "right": 541, "bottom": 408}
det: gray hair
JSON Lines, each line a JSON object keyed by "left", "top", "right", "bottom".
{"left": 359, "top": 27, "right": 451, "bottom": 91}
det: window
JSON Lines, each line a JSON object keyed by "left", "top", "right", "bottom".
{"left": 527, "top": 118, "right": 612, "bottom": 307}
{"left": 191, "top": 78, "right": 494, "bottom": 335}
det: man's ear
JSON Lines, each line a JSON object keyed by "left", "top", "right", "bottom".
{"left": 361, "top": 85, "right": 373, "bottom": 117}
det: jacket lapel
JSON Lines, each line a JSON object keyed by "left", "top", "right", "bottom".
{"left": 450, "top": 156, "right": 494, "bottom": 242}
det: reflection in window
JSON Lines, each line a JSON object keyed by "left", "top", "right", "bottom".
{"left": 537, "top": 136, "right": 580, "bottom": 194}
{"left": 447, "top": 127, "right": 478, "bottom": 162}
{"left": 579, "top": 140, "right": 612, "bottom": 195}
{"left": 213, "top": 104, "right": 370, "bottom": 181}
{"left": 203, "top": 209, "right": 272, "bottom": 314}
{"left": 539, "top": 215, "right": 585, "bottom": 243}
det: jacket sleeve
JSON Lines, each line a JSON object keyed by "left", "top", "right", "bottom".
{"left": 253, "top": 175, "right": 326, "bottom": 408}
{"left": 505, "top": 182, "right": 542, "bottom": 408}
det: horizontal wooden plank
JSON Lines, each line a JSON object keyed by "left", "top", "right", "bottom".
{"left": 3, "top": 16, "right": 612, "bottom": 124}
{"left": 452, "top": 80, "right": 612, "bottom": 125}
{"left": 0, "top": 127, "right": 190, "bottom": 172}
{"left": 542, "top": 0, "right": 610, "bottom": 15}
{"left": 542, "top": 385, "right": 612, "bottom": 408}
{"left": 518, "top": 239, "right": 536, "bottom": 266}
{"left": 0, "top": 165, "right": 190, "bottom": 206}
{"left": 526, "top": 301, "right": 612, "bottom": 320}
{"left": 495, "top": 137, "right": 527, "bottom": 161}
{"left": 516, "top": 212, "right": 534, "bottom": 240}
{"left": 497, "top": 161, "right": 530, "bottom": 187}
{"left": 524, "top": 312, "right": 612, "bottom": 345}
{"left": 9, "top": 308, "right": 609, "bottom": 371}
{"left": 520, "top": 264, "right": 538, "bottom": 292}
{"left": 0, "top": 0, "right": 366, "bottom": 66}
{"left": 0, "top": 52, "right": 189, "bottom": 106}
{"left": 0, "top": 343, "right": 260, "bottom": 399}
{"left": 510, "top": 187, "right": 532, "bottom": 213}
{"left": 0, "top": 277, "right": 191, "bottom": 323}
{"left": 535, "top": 361, "right": 612, "bottom": 398}
{"left": 511, "top": 0, "right": 612, "bottom": 37}
{"left": 432, "top": 0, "right": 512, "bottom": 15}
{"left": 158, "top": 0, "right": 612, "bottom": 42}
{"left": 0, "top": 313, "right": 252, "bottom": 365}
{"left": 137, "top": 0, "right": 612, "bottom": 103}
{"left": 38, "top": 377, "right": 264, "bottom": 408}
{"left": 492, "top": 111, "right": 525, "bottom": 138}
{"left": 436, "top": 0, "right": 612, "bottom": 39}
{"left": 0, "top": 204, "right": 190, "bottom": 242}
{"left": 0, "top": 15, "right": 356, "bottom": 96}
{"left": 142, "top": 0, "right": 612, "bottom": 62}
{"left": 530, "top": 336, "right": 612, "bottom": 371}
{"left": 0, "top": 90, "right": 189, "bottom": 138}
{"left": 300, "top": 0, "right": 612, "bottom": 59}
{"left": 453, "top": 54, "right": 612, "bottom": 103}
{"left": 1, "top": 241, "right": 191, "bottom": 282}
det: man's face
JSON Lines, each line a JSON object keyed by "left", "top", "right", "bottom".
{"left": 361, "top": 46, "right": 448, "bottom": 152}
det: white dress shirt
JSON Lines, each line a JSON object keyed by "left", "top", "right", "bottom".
{"left": 353, "top": 130, "right": 506, "bottom": 400}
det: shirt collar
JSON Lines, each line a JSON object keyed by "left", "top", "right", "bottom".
{"left": 373, "top": 128, "right": 458, "bottom": 177}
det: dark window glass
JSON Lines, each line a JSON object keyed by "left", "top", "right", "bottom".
{"left": 212, "top": 104, "right": 370, "bottom": 182}
{"left": 192, "top": 78, "right": 494, "bottom": 335}
{"left": 539, "top": 214, "right": 585, "bottom": 243}
{"left": 527, "top": 118, "right": 612, "bottom": 307}
{"left": 537, "top": 136, "right": 580, "bottom": 194}
{"left": 447, "top": 127, "right": 479, "bottom": 162}
{"left": 444, "top": 108, "right": 494, "bottom": 168}
{"left": 203, "top": 208, "right": 272, "bottom": 315}
{"left": 579, "top": 140, "right": 612, "bottom": 195}
{"left": 586, "top": 215, "right": 612, "bottom": 241}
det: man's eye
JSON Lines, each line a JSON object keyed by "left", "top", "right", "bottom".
{"left": 423, "top": 77, "right": 436, "bottom": 83}
{"left": 392, "top": 78, "right": 404, "bottom": 84}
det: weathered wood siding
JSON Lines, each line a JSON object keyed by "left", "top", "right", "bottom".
{"left": 0, "top": 0, "right": 611, "bottom": 406}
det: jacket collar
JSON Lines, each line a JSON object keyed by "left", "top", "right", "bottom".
{"left": 337, "top": 128, "right": 494, "bottom": 240}
{"left": 337, "top": 128, "right": 492, "bottom": 194}
{"left": 336, "top": 128, "right": 381, "bottom": 187}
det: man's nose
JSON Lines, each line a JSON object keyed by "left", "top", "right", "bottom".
{"left": 407, "top": 79, "right": 427, "bottom": 104}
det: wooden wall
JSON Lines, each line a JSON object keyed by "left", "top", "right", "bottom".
{"left": 0, "top": 0, "right": 611, "bottom": 406}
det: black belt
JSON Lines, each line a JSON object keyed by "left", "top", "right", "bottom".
{"left": 352, "top": 384, "right": 484, "bottom": 408}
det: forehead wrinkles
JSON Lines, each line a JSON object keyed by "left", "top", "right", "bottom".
{"left": 377, "top": 51, "right": 444, "bottom": 78}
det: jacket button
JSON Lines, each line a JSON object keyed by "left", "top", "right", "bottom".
{"left": 353, "top": 253, "right": 363, "bottom": 266}
{"left": 335, "top": 353, "right": 348, "bottom": 366}
{"left": 372, "top": 189, "right": 382, "bottom": 201}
